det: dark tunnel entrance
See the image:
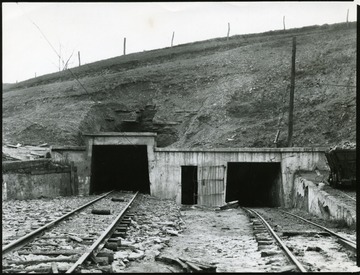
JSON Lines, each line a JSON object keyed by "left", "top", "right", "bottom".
{"left": 90, "top": 145, "right": 150, "bottom": 194}
{"left": 225, "top": 162, "right": 282, "bottom": 207}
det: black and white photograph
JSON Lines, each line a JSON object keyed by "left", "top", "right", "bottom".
{"left": 2, "top": 1, "right": 358, "bottom": 273}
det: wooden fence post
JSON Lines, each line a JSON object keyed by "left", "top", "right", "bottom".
{"left": 227, "top": 23, "right": 230, "bottom": 40}
{"left": 123, "top": 37, "right": 126, "bottom": 55}
{"left": 78, "top": 51, "right": 81, "bottom": 66}
{"left": 283, "top": 16, "right": 286, "bottom": 30}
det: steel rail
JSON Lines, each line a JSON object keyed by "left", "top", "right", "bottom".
{"left": 2, "top": 191, "right": 114, "bottom": 255}
{"left": 66, "top": 191, "right": 139, "bottom": 273}
{"left": 244, "top": 208, "right": 307, "bottom": 273}
{"left": 337, "top": 190, "right": 356, "bottom": 202}
{"left": 280, "top": 210, "right": 356, "bottom": 248}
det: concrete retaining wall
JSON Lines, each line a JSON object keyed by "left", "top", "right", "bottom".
{"left": 52, "top": 146, "right": 86, "bottom": 195}
{"left": 292, "top": 176, "right": 356, "bottom": 227}
{"left": 3, "top": 173, "right": 71, "bottom": 200}
{"left": 2, "top": 159, "right": 74, "bottom": 200}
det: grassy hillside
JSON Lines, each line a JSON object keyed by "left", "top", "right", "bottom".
{"left": 2, "top": 22, "right": 356, "bottom": 148}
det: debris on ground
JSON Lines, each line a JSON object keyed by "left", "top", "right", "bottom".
{"left": 218, "top": 201, "right": 239, "bottom": 210}
{"left": 2, "top": 144, "right": 52, "bottom": 161}
{"left": 155, "top": 254, "right": 217, "bottom": 272}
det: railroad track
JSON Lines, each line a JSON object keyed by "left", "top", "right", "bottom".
{"left": 243, "top": 207, "right": 307, "bottom": 272}
{"left": 243, "top": 207, "right": 358, "bottom": 273}
{"left": 279, "top": 210, "right": 356, "bottom": 254}
{"left": 2, "top": 191, "right": 138, "bottom": 273}
{"left": 337, "top": 189, "right": 356, "bottom": 202}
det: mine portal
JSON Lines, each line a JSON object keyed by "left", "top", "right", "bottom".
{"left": 84, "top": 132, "right": 156, "bottom": 195}
{"left": 225, "top": 162, "right": 282, "bottom": 207}
{"left": 90, "top": 145, "right": 150, "bottom": 194}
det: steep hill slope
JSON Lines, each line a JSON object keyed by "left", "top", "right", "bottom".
{"left": 2, "top": 22, "right": 356, "bottom": 148}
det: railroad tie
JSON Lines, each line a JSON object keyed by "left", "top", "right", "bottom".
{"left": 111, "top": 198, "right": 125, "bottom": 202}
{"left": 91, "top": 209, "right": 111, "bottom": 215}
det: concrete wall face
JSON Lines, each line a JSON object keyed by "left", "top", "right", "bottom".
{"left": 3, "top": 172, "right": 71, "bottom": 200}
{"left": 269, "top": 169, "right": 283, "bottom": 207}
{"left": 279, "top": 151, "right": 328, "bottom": 207}
{"left": 293, "top": 176, "right": 355, "bottom": 227}
{"left": 52, "top": 150, "right": 87, "bottom": 195}
{"left": 2, "top": 159, "right": 75, "bottom": 200}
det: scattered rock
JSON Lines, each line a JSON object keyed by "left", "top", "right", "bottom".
{"left": 306, "top": 246, "right": 322, "bottom": 252}
{"left": 68, "top": 235, "right": 83, "bottom": 243}
{"left": 128, "top": 251, "right": 145, "bottom": 261}
{"left": 273, "top": 225, "right": 282, "bottom": 232}
{"left": 276, "top": 265, "right": 297, "bottom": 272}
{"left": 114, "top": 251, "right": 129, "bottom": 260}
{"left": 261, "top": 250, "right": 279, "bottom": 257}
{"left": 265, "top": 259, "right": 278, "bottom": 265}
{"left": 165, "top": 229, "right": 179, "bottom": 236}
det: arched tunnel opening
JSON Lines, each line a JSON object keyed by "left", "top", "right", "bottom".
{"left": 225, "top": 162, "right": 282, "bottom": 207}
{"left": 90, "top": 145, "right": 150, "bottom": 194}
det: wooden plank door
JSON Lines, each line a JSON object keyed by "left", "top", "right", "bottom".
{"left": 197, "top": 165, "right": 225, "bottom": 206}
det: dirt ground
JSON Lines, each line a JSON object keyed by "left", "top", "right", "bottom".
{"left": 123, "top": 206, "right": 279, "bottom": 273}
{"left": 2, "top": 193, "right": 357, "bottom": 273}
{"left": 112, "top": 193, "right": 358, "bottom": 273}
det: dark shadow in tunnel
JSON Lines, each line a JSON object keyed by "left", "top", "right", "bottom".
{"left": 90, "top": 145, "right": 150, "bottom": 194}
{"left": 225, "top": 162, "right": 282, "bottom": 207}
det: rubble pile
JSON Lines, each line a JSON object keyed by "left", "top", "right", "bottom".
{"left": 2, "top": 144, "right": 51, "bottom": 161}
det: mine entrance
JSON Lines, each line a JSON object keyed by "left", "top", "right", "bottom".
{"left": 225, "top": 162, "right": 282, "bottom": 207}
{"left": 90, "top": 145, "right": 150, "bottom": 194}
{"left": 181, "top": 166, "right": 198, "bottom": 205}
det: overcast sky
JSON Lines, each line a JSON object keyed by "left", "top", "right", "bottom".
{"left": 2, "top": 1, "right": 357, "bottom": 83}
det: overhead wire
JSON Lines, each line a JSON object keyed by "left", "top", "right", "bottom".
{"left": 15, "top": 3, "right": 97, "bottom": 104}
{"left": 14, "top": 3, "right": 141, "bottom": 149}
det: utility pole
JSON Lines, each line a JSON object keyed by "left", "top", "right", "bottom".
{"left": 123, "top": 37, "right": 126, "bottom": 55}
{"left": 287, "top": 37, "right": 296, "bottom": 147}
{"left": 227, "top": 22, "right": 230, "bottom": 41}
{"left": 171, "top": 31, "right": 175, "bottom": 47}
{"left": 346, "top": 9, "right": 349, "bottom": 27}
{"left": 78, "top": 51, "right": 81, "bottom": 66}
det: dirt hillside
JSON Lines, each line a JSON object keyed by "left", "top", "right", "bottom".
{"left": 2, "top": 22, "right": 356, "bottom": 148}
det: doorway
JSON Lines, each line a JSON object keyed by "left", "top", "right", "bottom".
{"left": 181, "top": 166, "right": 198, "bottom": 204}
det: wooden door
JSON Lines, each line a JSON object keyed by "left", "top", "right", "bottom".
{"left": 197, "top": 165, "right": 225, "bottom": 206}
